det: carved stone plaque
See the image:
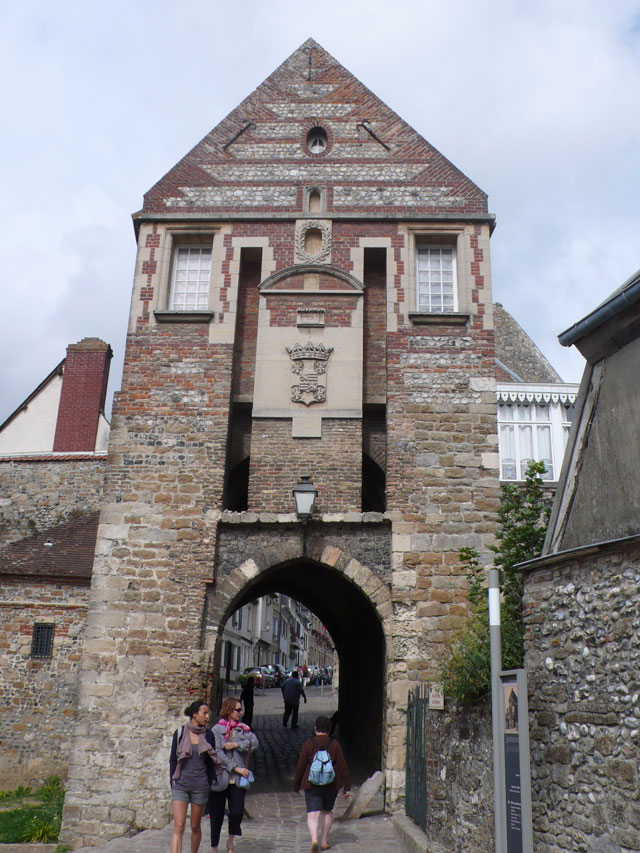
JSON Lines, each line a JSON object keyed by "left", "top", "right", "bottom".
{"left": 286, "top": 341, "right": 333, "bottom": 406}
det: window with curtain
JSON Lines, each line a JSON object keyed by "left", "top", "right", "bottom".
{"left": 498, "top": 403, "right": 553, "bottom": 480}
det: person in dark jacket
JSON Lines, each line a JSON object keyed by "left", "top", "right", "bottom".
{"left": 281, "top": 670, "right": 307, "bottom": 729}
{"left": 169, "top": 700, "right": 218, "bottom": 853}
{"left": 239, "top": 676, "right": 255, "bottom": 727}
{"left": 293, "top": 715, "right": 351, "bottom": 852}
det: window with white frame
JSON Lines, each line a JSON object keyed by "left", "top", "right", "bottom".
{"left": 498, "top": 403, "right": 554, "bottom": 481}
{"left": 416, "top": 245, "right": 457, "bottom": 313}
{"left": 169, "top": 246, "right": 212, "bottom": 311}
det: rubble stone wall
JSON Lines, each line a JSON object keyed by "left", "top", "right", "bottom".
{"left": 423, "top": 700, "right": 494, "bottom": 853}
{"left": 0, "top": 458, "right": 105, "bottom": 545}
{"left": 524, "top": 543, "right": 640, "bottom": 853}
{"left": 0, "top": 579, "right": 89, "bottom": 786}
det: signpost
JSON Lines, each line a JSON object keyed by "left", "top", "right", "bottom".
{"left": 500, "top": 670, "right": 533, "bottom": 853}
{"left": 488, "top": 570, "right": 533, "bottom": 853}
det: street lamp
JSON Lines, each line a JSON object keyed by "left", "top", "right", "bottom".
{"left": 293, "top": 475, "right": 318, "bottom": 520}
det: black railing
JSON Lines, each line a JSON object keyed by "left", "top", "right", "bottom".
{"left": 405, "top": 683, "right": 428, "bottom": 830}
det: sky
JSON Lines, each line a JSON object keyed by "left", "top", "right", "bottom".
{"left": 1, "top": 0, "right": 639, "bottom": 423}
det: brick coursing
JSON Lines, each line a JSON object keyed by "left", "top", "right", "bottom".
{"left": 248, "top": 419, "right": 362, "bottom": 513}
{"left": 53, "top": 339, "right": 112, "bottom": 452}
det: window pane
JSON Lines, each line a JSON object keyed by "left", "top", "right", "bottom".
{"left": 416, "top": 246, "right": 456, "bottom": 313}
{"left": 170, "top": 246, "right": 211, "bottom": 311}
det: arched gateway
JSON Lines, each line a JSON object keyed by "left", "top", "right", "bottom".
{"left": 60, "top": 38, "right": 499, "bottom": 847}
{"left": 210, "top": 536, "right": 392, "bottom": 773}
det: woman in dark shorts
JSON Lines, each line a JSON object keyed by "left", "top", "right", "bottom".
{"left": 169, "top": 700, "right": 218, "bottom": 853}
{"left": 293, "top": 715, "right": 351, "bottom": 852}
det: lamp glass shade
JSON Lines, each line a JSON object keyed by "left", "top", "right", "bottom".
{"left": 293, "top": 475, "right": 317, "bottom": 518}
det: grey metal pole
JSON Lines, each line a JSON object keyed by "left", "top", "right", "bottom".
{"left": 489, "top": 569, "right": 506, "bottom": 853}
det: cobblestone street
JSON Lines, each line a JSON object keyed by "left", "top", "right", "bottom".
{"left": 73, "top": 686, "right": 407, "bottom": 852}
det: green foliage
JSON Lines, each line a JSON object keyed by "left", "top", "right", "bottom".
{"left": 0, "top": 784, "right": 32, "bottom": 801}
{"left": 440, "top": 461, "right": 551, "bottom": 702}
{"left": 55, "top": 845, "right": 73, "bottom": 853}
{"left": 36, "top": 775, "right": 64, "bottom": 806}
{"left": 0, "top": 776, "right": 64, "bottom": 843}
{"left": 21, "top": 808, "right": 61, "bottom": 842}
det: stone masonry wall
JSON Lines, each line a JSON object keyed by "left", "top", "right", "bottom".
{"left": 422, "top": 700, "right": 494, "bottom": 853}
{"left": 0, "top": 458, "right": 106, "bottom": 545}
{"left": 0, "top": 579, "right": 89, "bottom": 786}
{"left": 61, "top": 325, "right": 234, "bottom": 845}
{"left": 524, "top": 544, "right": 640, "bottom": 852}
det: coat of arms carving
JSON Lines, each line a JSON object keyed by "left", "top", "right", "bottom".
{"left": 286, "top": 341, "right": 333, "bottom": 406}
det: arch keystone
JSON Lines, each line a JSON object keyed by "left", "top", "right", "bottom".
{"left": 237, "top": 558, "right": 260, "bottom": 580}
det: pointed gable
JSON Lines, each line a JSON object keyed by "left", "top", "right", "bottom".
{"left": 141, "top": 39, "right": 489, "bottom": 219}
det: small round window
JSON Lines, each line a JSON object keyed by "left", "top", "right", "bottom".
{"left": 307, "top": 127, "right": 328, "bottom": 154}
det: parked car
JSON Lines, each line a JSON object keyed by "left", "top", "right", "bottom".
{"left": 271, "top": 664, "right": 287, "bottom": 686}
{"left": 238, "top": 667, "right": 264, "bottom": 688}
{"left": 260, "top": 665, "right": 276, "bottom": 687}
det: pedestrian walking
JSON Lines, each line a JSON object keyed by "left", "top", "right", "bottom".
{"left": 281, "top": 669, "right": 307, "bottom": 729}
{"left": 293, "top": 714, "right": 351, "bottom": 852}
{"left": 169, "top": 700, "right": 219, "bottom": 853}
{"left": 208, "top": 697, "right": 259, "bottom": 853}
{"left": 239, "top": 676, "right": 254, "bottom": 727}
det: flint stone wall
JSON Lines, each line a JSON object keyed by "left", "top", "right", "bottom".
{"left": 524, "top": 542, "right": 640, "bottom": 853}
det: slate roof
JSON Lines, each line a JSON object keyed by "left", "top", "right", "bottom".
{"left": 494, "top": 303, "right": 562, "bottom": 383}
{"left": 0, "top": 512, "right": 99, "bottom": 583}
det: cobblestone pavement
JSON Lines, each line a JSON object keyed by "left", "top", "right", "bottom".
{"left": 73, "top": 686, "right": 407, "bottom": 852}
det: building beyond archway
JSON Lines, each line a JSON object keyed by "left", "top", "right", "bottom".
{"left": 59, "top": 39, "right": 501, "bottom": 846}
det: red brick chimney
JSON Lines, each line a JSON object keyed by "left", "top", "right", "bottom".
{"left": 53, "top": 338, "right": 113, "bottom": 452}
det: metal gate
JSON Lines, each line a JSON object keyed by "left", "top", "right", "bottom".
{"left": 405, "top": 683, "right": 428, "bottom": 830}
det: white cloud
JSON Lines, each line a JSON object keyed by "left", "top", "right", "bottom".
{"left": 1, "top": 0, "right": 639, "bottom": 419}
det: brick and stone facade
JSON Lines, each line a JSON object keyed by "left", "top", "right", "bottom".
{"left": 58, "top": 39, "right": 501, "bottom": 846}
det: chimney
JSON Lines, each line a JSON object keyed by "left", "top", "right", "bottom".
{"left": 53, "top": 338, "right": 113, "bottom": 452}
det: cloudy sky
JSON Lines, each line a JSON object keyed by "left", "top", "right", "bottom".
{"left": 1, "top": 1, "right": 639, "bottom": 423}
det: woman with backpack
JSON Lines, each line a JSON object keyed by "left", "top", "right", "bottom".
{"left": 169, "top": 700, "right": 219, "bottom": 853}
{"left": 293, "top": 715, "right": 351, "bottom": 852}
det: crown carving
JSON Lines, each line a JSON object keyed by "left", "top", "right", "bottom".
{"left": 286, "top": 342, "right": 333, "bottom": 362}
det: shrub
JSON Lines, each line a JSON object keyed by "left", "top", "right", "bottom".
{"left": 440, "top": 461, "right": 551, "bottom": 702}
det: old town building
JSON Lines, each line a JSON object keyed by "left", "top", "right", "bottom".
{"left": 55, "top": 39, "right": 501, "bottom": 845}
{"left": 0, "top": 39, "right": 580, "bottom": 848}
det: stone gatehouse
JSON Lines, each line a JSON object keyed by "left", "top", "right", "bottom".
{"left": 59, "top": 39, "right": 501, "bottom": 846}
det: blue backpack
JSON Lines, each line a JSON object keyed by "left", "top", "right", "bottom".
{"left": 308, "top": 738, "right": 335, "bottom": 786}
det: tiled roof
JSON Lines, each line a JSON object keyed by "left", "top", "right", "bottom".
{"left": 0, "top": 512, "right": 99, "bottom": 582}
{"left": 0, "top": 454, "right": 106, "bottom": 463}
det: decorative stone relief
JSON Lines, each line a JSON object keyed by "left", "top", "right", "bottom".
{"left": 296, "top": 307, "right": 325, "bottom": 327}
{"left": 295, "top": 220, "right": 332, "bottom": 263}
{"left": 286, "top": 341, "right": 333, "bottom": 406}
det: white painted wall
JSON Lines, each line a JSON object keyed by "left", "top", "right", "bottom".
{"left": 0, "top": 374, "right": 63, "bottom": 454}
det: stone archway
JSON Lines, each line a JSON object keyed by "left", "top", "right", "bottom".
{"left": 208, "top": 542, "right": 392, "bottom": 776}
